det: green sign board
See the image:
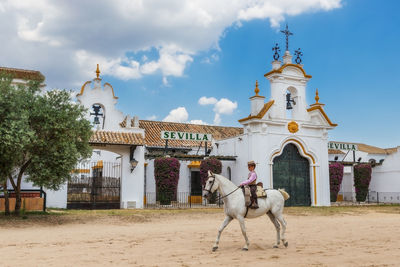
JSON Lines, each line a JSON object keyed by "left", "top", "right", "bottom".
{"left": 328, "top": 142, "right": 358, "bottom": 151}
{"left": 161, "top": 131, "right": 212, "bottom": 142}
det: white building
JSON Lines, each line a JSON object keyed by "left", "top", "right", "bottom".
{"left": 328, "top": 143, "right": 400, "bottom": 203}
{"left": 214, "top": 50, "right": 337, "bottom": 206}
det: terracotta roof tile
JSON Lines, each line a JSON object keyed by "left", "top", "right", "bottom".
{"left": 90, "top": 131, "right": 144, "bottom": 145}
{"left": 139, "top": 120, "right": 243, "bottom": 148}
{"left": 0, "top": 67, "right": 45, "bottom": 81}
{"left": 384, "top": 147, "right": 399, "bottom": 154}
{"left": 328, "top": 149, "right": 345, "bottom": 154}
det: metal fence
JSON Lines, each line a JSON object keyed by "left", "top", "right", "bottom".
{"left": 144, "top": 192, "right": 223, "bottom": 209}
{"left": 338, "top": 191, "right": 400, "bottom": 204}
{"left": 67, "top": 161, "right": 121, "bottom": 209}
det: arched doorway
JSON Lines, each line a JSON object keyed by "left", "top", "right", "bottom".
{"left": 273, "top": 143, "right": 311, "bottom": 206}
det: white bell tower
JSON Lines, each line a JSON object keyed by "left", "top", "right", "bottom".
{"left": 236, "top": 25, "right": 337, "bottom": 206}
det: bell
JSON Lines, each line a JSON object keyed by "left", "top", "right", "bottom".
{"left": 93, "top": 116, "right": 100, "bottom": 125}
{"left": 286, "top": 92, "right": 296, "bottom": 110}
{"left": 286, "top": 93, "right": 293, "bottom": 110}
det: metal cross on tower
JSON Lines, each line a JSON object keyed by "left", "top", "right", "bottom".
{"left": 280, "top": 24, "right": 293, "bottom": 51}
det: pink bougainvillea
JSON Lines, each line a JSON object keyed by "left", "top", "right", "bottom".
{"left": 329, "top": 163, "right": 344, "bottom": 202}
{"left": 354, "top": 164, "right": 372, "bottom": 202}
{"left": 200, "top": 157, "right": 222, "bottom": 203}
{"left": 154, "top": 157, "right": 180, "bottom": 204}
{"left": 200, "top": 157, "right": 222, "bottom": 186}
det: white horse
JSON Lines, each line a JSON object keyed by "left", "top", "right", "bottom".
{"left": 203, "top": 171, "right": 290, "bottom": 251}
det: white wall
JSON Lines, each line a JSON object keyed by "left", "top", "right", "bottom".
{"left": 45, "top": 184, "right": 68, "bottom": 208}
{"left": 370, "top": 148, "right": 400, "bottom": 193}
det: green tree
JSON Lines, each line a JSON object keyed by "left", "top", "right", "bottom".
{"left": 0, "top": 73, "right": 92, "bottom": 215}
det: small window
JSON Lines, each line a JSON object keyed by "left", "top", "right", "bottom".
{"left": 227, "top": 167, "right": 232, "bottom": 181}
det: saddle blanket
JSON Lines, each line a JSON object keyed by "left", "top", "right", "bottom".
{"left": 256, "top": 186, "right": 267, "bottom": 198}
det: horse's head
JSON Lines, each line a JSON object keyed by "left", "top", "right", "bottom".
{"left": 203, "top": 170, "right": 219, "bottom": 199}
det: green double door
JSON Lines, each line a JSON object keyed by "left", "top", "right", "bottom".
{"left": 273, "top": 144, "right": 311, "bottom": 206}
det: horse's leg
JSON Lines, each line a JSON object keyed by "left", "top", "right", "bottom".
{"left": 212, "top": 215, "right": 233, "bottom": 251}
{"left": 267, "top": 211, "right": 280, "bottom": 248}
{"left": 237, "top": 216, "right": 250, "bottom": 251}
{"left": 275, "top": 213, "right": 288, "bottom": 247}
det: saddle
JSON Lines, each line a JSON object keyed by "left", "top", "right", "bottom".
{"left": 242, "top": 182, "right": 267, "bottom": 208}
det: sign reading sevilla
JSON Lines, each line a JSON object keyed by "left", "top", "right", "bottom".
{"left": 161, "top": 131, "right": 212, "bottom": 142}
{"left": 328, "top": 142, "right": 358, "bottom": 151}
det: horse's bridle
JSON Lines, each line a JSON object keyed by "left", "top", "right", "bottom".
{"left": 204, "top": 174, "right": 241, "bottom": 201}
{"left": 204, "top": 174, "right": 216, "bottom": 194}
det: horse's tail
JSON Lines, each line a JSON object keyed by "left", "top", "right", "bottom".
{"left": 278, "top": 188, "right": 290, "bottom": 201}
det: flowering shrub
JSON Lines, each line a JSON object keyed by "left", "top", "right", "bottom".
{"left": 200, "top": 157, "right": 222, "bottom": 185}
{"left": 200, "top": 157, "right": 222, "bottom": 204}
{"left": 354, "top": 164, "right": 372, "bottom": 202}
{"left": 154, "top": 157, "right": 180, "bottom": 205}
{"left": 329, "top": 163, "right": 344, "bottom": 202}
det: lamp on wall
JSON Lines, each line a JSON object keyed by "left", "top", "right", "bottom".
{"left": 130, "top": 145, "right": 138, "bottom": 172}
{"left": 130, "top": 159, "right": 138, "bottom": 172}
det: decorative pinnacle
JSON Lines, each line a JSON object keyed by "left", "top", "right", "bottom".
{"left": 254, "top": 80, "right": 260, "bottom": 96}
{"left": 315, "top": 89, "right": 320, "bottom": 103}
{"left": 96, "top": 64, "right": 100, "bottom": 78}
{"left": 280, "top": 24, "right": 293, "bottom": 51}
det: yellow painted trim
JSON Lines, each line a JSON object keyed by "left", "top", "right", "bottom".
{"left": 188, "top": 161, "right": 201, "bottom": 168}
{"left": 264, "top": 64, "right": 312, "bottom": 79}
{"left": 76, "top": 81, "right": 118, "bottom": 99}
{"left": 307, "top": 105, "right": 338, "bottom": 127}
{"left": 271, "top": 138, "right": 317, "bottom": 205}
{"left": 92, "top": 160, "right": 103, "bottom": 169}
{"left": 188, "top": 196, "right": 202, "bottom": 204}
{"left": 313, "top": 166, "right": 317, "bottom": 205}
{"left": 73, "top": 169, "right": 90, "bottom": 174}
{"left": 77, "top": 81, "right": 91, "bottom": 96}
{"left": 104, "top": 82, "right": 119, "bottom": 99}
{"left": 238, "top": 100, "right": 274, "bottom": 122}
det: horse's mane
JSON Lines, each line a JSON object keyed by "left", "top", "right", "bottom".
{"left": 214, "top": 173, "right": 237, "bottom": 189}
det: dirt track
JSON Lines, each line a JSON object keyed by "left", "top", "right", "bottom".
{"left": 1, "top": 207, "right": 400, "bottom": 266}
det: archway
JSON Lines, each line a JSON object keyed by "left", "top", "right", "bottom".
{"left": 272, "top": 143, "right": 311, "bottom": 206}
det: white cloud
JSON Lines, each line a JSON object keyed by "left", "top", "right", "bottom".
{"left": 189, "top": 120, "right": 208, "bottom": 125}
{"left": 199, "top": 96, "right": 218, "bottom": 105}
{"left": 213, "top": 98, "right": 238, "bottom": 115}
{"left": 238, "top": 0, "right": 342, "bottom": 27}
{"left": 213, "top": 114, "right": 221, "bottom": 125}
{"left": 199, "top": 96, "right": 238, "bottom": 125}
{"left": 0, "top": 0, "right": 342, "bottom": 88}
{"left": 162, "top": 107, "right": 208, "bottom": 124}
{"left": 163, "top": 107, "right": 189, "bottom": 123}
{"left": 146, "top": 115, "right": 157, "bottom": 120}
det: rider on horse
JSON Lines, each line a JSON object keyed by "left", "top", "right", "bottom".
{"left": 240, "top": 161, "right": 259, "bottom": 209}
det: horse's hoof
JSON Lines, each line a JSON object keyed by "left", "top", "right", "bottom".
{"left": 273, "top": 245, "right": 279, "bottom": 249}
{"left": 284, "top": 241, "right": 289, "bottom": 247}
{"left": 242, "top": 248, "right": 248, "bottom": 251}
{"left": 212, "top": 247, "right": 218, "bottom": 252}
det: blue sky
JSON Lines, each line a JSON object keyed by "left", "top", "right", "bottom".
{"left": 1, "top": 0, "right": 399, "bottom": 148}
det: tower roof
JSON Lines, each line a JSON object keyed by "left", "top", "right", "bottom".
{"left": 264, "top": 63, "right": 312, "bottom": 79}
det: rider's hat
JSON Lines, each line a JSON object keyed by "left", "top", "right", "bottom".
{"left": 247, "top": 160, "right": 256, "bottom": 167}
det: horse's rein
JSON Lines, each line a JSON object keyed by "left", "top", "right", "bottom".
{"left": 205, "top": 175, "right": 241, "bottom": 201}
{"left": 215, "top": 186, "right": 241, "bottom": 201}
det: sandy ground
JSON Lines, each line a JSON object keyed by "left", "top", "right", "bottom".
{"left": 1, "top": 207, "right": 400, "bottom": 267}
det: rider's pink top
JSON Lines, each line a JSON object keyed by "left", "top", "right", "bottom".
{"left": 240, "top": 171, "right": 257, "bottom": 186}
